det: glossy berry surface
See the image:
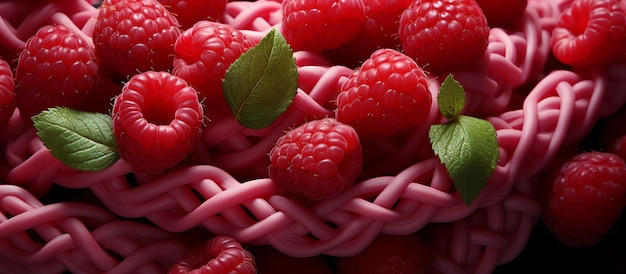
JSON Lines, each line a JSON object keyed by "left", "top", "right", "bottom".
{"left": 268, "top": 118, "right": 363, "bottom": 200}
{"left": 336, "top": 48, "right": 432, "bottom": 139}
{"left": 281, "top": 0, "right": 366, "bottom": 52}
{"left": 0, "top": 58, "right": 15, "bottom": 124}
{"left": 542, "top": 151, "right": 626, "bottom": 247}
{"left": 112, "top": 71, "right": 203, "bottom": 174}
{"left": 15, "top": 24, "right": 98, "bottom": 120}
{"left": 168, "top": 235, "right": 256, "bottom": 274}
{"left": 172, "top": 21, "right": 254, "bottom": 118}
{"left": 93, "top": 0, "right": 181, "bottom": 79}
{"left": 326, "top": 0, "right": 412, "bottom": 67}
{"left": 399, "top": 0, "right": 490, "bottom": 71}
{"left": 551, "top": 0, "right": 626, "bottom": 67}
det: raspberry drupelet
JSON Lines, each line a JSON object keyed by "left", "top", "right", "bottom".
{"left": 336, "top": 48, "right": 432, "bottom": 139}
{"left": 542, "top": 151, "right": 626, "bottom": 248}
{"left": 269, "top": 118, "right": 363, "bottom": 200}
{"left": 399, "top": 0, "right": 490, "bottom": 72}
{"left": 15, "top": 24, "right": 99, "bottom": 120}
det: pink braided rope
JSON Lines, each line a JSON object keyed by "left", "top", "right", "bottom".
{"left": 2, "top": 0, "right": 626, "bottom": 273}
{"left": 0, "top": 184, "right": 195, "bottom": 273}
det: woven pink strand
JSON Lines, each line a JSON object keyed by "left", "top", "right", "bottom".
{"left": 0, "top": 184, "right": 194, "bottom": 273}
{"left": 2, "top": 0, "right": 626, "bottom": 273}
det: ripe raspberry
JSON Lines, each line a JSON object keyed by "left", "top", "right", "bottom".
{"left": 92, "top": 0, "right": 181, "bottom": 79}
{"left": 335, "top": 49, "right": 432, "bottom": 139}
{"left": 474, "top": 0, "right": 527, "bottom": 29}
{"left": 15, "top": 24, "right": 98, "bottom": 120}
{"left": 157, "top": 0, "right": 227, "bottom": 30}
{"left": 168, "top": 235, "right": 256, "bottom": 274}
{"left": 542, "top": 151, "right": 626, "bottom": 247}
{"left": 268, "top": 118, "right": 363, "bottom": 200}
{"left": 172, "top": 21, "right": 254, "bottom": 119}
{"left": 399, "top": 0, "right": 490, "bottom": 71}
{"left": 326, "top": 0, "right": 412, "bottom": 67}
{"left": 0, "top": 58, "right": 15, "bottom": 124}
{"left": 281, "top": 0, "right": 366, "bottom": 52}
{"left": 112, "top": 71, "right": 203, "bottom": 174}
{"left": 336, "top": 233, "right": 432, "bottom": 274}
{"left": 551, "top": 0, "right": 626, "bottom": 68}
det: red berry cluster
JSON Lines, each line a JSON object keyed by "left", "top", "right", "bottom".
{"left": 15, "top": 24, "right": 99, "bottom": 119}
{"left": 5, "top": 0, "right": 626, "bottom": 272}
{"left": 283, "top": 0, "right": 529, "bottom": 72}
{"left": 0, "top": 58, "right": 15, "bottom": 124}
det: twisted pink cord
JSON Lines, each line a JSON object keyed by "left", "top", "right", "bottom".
{"left": 2, "top": 0, "right": 626, "bottom": 273}
{"left": 0, "top": 184, "right": 195, "bottom": 273}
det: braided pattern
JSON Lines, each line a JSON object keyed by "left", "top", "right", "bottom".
{"left": 2, "top": 0, "right": 626, "bottom": 273}
{"left": 0, "top": 184, "right": 195, "bottom": 273}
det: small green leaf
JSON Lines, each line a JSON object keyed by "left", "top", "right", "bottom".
{"left": 438, "top": 74, "right": 466, "bottom": 119}
{"left": 223, "top": 28, "right": 298, "bottom": 129}
{"left": 429, "top": 115, "right": 499, "bottom": 206}
{"left": 33, "top": 107, "right": 119, "bottom": 172}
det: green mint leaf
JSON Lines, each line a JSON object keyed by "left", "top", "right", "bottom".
{"left": 438, "top": 74, "right": 466, "bottom": 119}
{"left": 32, "top": 107, "right": 119, "bottom": 172}
{"left": 429, "top": 115, "right": 499, "bottom": 206}
{"left": 223, "top": 28, "right": 298, "bottom": 129}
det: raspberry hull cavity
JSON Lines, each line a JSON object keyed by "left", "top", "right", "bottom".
{"left": 112, "top": 71, "right": 204, "bottom": 173}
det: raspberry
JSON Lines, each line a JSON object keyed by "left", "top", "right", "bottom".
{"left": 335, "top": 49, "right": 432, "bottom": 139}
{"left": 281, "top": 0, "right": 366, "bottom": 52}
{"left": 398, "top": 0, "right": 490, "bottom": 72}
{"left": 542, "top": 151, "right": 626, "bottom": 248}
{"left": 551, "top": 0, "right": 626, "bottom": 68}
{"left": 15, "top": 24, "right": 99, "bottom": 120}
{"left": 336, "top": 233, "right": 432, "bottom": 274}
{"left": 172, "top": 21, "right": 254, "bottom": 119}
{"left": 326, "top": 0, "right": 412, "bottom": 67}
{"left": 474, "top": 0, "right": 527, "bottom": 29}
{"left": 168, "top": 235, "right": 256, "bottom": 274}
{"left": 0, "top": 58, "right": 15, "bottom": 124}
{"left": 157, "top": 0, "right": 227, "bottom": 30}
{"left": 268, "top": 118, "right": 363, "bottom": 200}
{"left": 112, "top": 71, "right": 204, "bottom": 174}
{"left": 92, "top": 0, "right": 181, "bottom": 79}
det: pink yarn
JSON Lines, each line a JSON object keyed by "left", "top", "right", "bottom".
{"left": 1, "top": 0, "right": 626, "bottom": 273}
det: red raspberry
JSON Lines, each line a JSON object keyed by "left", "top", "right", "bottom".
{"left": 15, "top": 24, "right": 99, "bottom": 120}
{"left": 474, "top": 0, "right": 527, "bottom": 29}
{"left": 112, "top": 71, "right": 204, "bottom": 174}
{"left": 0, "top": 58, "right": 15, "bottom": 124}
{"left": 172, "top": 21, "right": 254, "bottom": 119}
{"left": 268, "top": 118, "right": 363, "bottom": 200}
{"left": 157, "top": 0, "right": 227, "bottom": 30}
{"left": 551, "top": 0, "right": 626, "bottom": 68}
{"left": 336, "top": 233, "right": 432, "bottom": 274}
{"left": 335, "top": 49, "right": 432, "bottom": 139}
{"left": 168, "top": 235, "right": 256, "bottom": 274}
{"left": 92, "top": 0, "right": 181, "bottom": 79}
{"left": 281, "top": 0, "right": 366, "bottom": 52}
{"left": 326, "top": 0, "right": 413, "bottom": 67}
{"left": 398, "top": 0, "right": 490, "bottom": 72}
{"left": 542, "top": 151, "right": 626, "bottom": 248}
